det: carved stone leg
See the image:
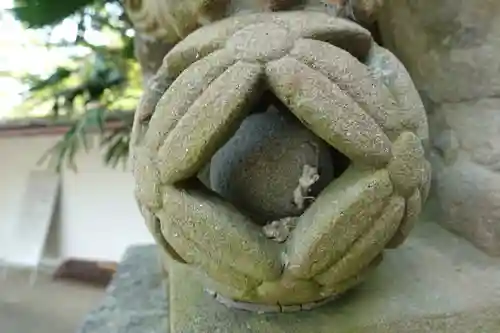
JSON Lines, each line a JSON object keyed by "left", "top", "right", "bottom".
{"left": 378, "top": 0, "right": 500, "bottom": 256}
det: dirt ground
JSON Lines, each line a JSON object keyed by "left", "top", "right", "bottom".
{"left": 0, "top": 267, "right": 104, "bottom": 333}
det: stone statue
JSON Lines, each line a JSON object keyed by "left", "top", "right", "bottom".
{"left": 378, "top": 0, "right": 500, "bottom": 256}
{"left": 131, "top": 8, "right": 430, "bottom": 312}
{"left": 124, "top": 0, "right": 384, "bottom": 80}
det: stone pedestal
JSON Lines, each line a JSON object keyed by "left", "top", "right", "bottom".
{"left": 78, "top": 220, "right": 500, "bottom": 333}
{"left": 77, "top": 246, "right": 168, "bottom": 333}
{"left": 169, "top": 219, "right": 500, "bottom": 332}
{"left": 378, "top": 0, "right": 500, "bottom": 256}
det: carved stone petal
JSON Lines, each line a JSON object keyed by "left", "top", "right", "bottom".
{"left": 225, "top": 22, "right": 294, "bottom": 62}
{"left": 133, "top": 146, "right": 162, "bottom": 209}
{"left": 314, "top": 195, "right": 405, "bottom": 287}
{"left": 290, "top": 39, "right": 405, "bottom": 140}
{"left": 201, "top": 271, "right": 259, "bottom": 301}
{"left": 319, "top": 253, "right": 383, "bottom": 297}
{"left": 144, "top": 49, "right": 237, "bottom": 151}
{"left": 165, "top": 221, "right": 261, "bottom": 298}
{"left": 285, "top": 168, "right": 394, "bottom": 279}
{"left": 157, "top": 61, "right": 263, "bottom": 184}
{"left": 266, "top": 56, "right": 392, "bottom": 166}
{"left": 386, "top": 189, "right": 422, "bottom": 249}
{"left": 366, "top": 44, "right": 429, "bottom": 146}
{"left": 158, "top": 186, "right": 282, "bottom": 282}
{"left": 130, "top": 65, "right": 172, "bottom": 148}
{"left": 163, "top": 14, "right": 266, "bottom": 76}
{"left": 256, "top": 278, "right": 322, "bottom": 305}
{"left": 138, "top": 204, "right": 186, "bottom": 264}
{"left": 388, "top": 131, "right": 426, "bottom": 197}
{"left": 281, "top": 12, "right": 372, "bottom": 60}
{"left": 163, "top": 12, "right": 373, "bottom": 76}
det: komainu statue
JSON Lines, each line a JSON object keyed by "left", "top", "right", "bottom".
{"left": 131, "top": 10, "right": 430, "bottom": 312}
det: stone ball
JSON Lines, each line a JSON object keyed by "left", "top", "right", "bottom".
{"left": 209, "top": 107, "right": 335, "bottom": 224}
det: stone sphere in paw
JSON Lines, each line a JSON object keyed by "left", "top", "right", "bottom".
{"left": 209, "top": 107, "right": 334, "bottom": 224}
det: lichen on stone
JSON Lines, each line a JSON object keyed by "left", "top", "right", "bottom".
{"left": 293, "top": 164, "right": 321, "bottom": 210}
{"left": 263, "top": 216, "right": 299, "bottom": 243}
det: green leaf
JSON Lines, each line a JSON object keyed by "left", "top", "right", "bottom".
{"left": 12, "top": 0, "right": 102, "bottom": 28}
{"left": 12, "top": 0, "right": 136, "bottom": 171}
{"left": 37, "top": 109, "right": 134, "bottom": 173}
{"left": 103, "top": 134, "right": 129, "bottom": 168}
{"left": 101, "top": 116, "right": 132, "bottom": 168}
{"left": 122, "top": 37, "right": 136, "bottom": 59}
{"left": 29, "top": 67, "right": 73, "bottom": 92}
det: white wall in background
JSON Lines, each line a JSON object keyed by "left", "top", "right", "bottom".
{"left": 0, "top": 134, "right": 154, "bottom": 265}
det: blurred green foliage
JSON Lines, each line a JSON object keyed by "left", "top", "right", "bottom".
{"left": 10, "top": 0, "right": 141, "bottom": 171}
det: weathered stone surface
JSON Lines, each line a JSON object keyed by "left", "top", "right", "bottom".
{"left": 161, "top": 11, "right": 372, "bottom": 78}
{"left": 133, "top": 33, "right": 174, "bottom": 84}
{"left": 132, "top": 12, "right": 429, "bottom": 307}
{"left": 314, "top": 195, "right": 405, "bottom": 286}
{"left": 386, "top": 189, "right": 422, "bottom": 248}
{"left": 145, "top": 49, "right": 237, "bottom": 151}
{"left": 256, "top": 277, "right": 322, "bottom": 305}
{"left": 169, "top": 220, "right": 500, "bottom": 332}
{"left": 365, "top": 44, "right": 429, "bottom": 145}
{"left": 289, "top": 39, "right": 402, "bottom": 140}
{"left": 77, "top": 245, "right": 168, "bottom": 333}
{"left": 227, "top": 23, "right": 294, "bottom": 61}
{"left": 266, "top": 56, "right": 392, "bottom": 167}
{"left": 210, "top": 109, "right": 334, "bottom": 222}
{"left": 430, "top": 154, "right": 500, "bottom": 256}
{"left": 157, "top": 185, "right": 283, "bottom": 282}
{"left": 124, "top": 0, "right": 382, "bottom": 45}
{"left": 75, "top": 229, "right": 500, "bottom": 333}
{"left": 379, "top": 0, "right": 500, "bottom": 104}
{"left": 379, "top": 0, "right": 500, "bottom": 256}
{"left": 350, "top": 0, "right": 383, "bottom": 24}
{"left": 124, "top": 0, "right": 231, "bottom": 42}
{"left": 387, "top": 131, "right": 426, "bottom": 197}
{"left": 285, "top": 168, "right": 393, "bottom": 279}
{"left": 157, "top": 61, "right": 264, "bottom": 183}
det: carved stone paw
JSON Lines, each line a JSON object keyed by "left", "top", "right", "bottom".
{"left": 132, "top": 11, "right": 430, "bottom": 310}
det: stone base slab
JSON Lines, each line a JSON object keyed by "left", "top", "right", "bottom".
{"left": 77, "top": 245, "right": 168, "bottom": 333}
{"left": 169, "top": 218, "right": 500, "bottom": 332}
